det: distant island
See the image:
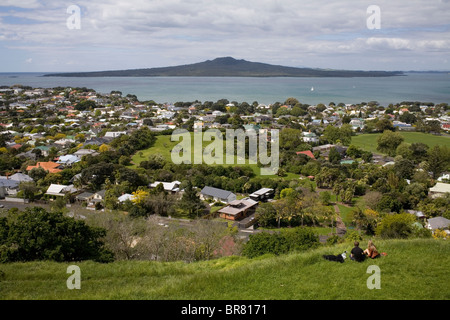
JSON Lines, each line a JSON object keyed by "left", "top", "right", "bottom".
{"left": 43, "top": 57, "right": 403, "bottom": 78}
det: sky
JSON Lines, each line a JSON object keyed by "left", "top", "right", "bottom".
{"left": 0, "top": 0, "right": 449, "bottom": 72}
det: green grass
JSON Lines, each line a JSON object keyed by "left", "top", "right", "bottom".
{"left": 351, "top": 132, "right": 450, "bottom": 154}
{"left": 131, "top": 133, "right": 299, "bottom": 179}
{"left": 1, "top": 239, "right": 448, "bottom": 300}
{"left": 336, "top": 204, "right": 354, "bottom": 226}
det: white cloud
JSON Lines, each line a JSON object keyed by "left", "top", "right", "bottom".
{"left": 0, "top": 0, "right": 41, "bottom": 9}
{"left": 0, "top": 0, "right": 449, "bottom": 71}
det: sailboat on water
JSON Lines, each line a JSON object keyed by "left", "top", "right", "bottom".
{"left": 310, "top": 86, "right": 314, "bottom": 92}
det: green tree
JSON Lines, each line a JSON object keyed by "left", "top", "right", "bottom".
{"left": 426, "top": 145, "right": 450, "bottom": 179}
{"left": 376, "top": 130, "right": 404, "bottom": 156}
{"left": 376, "top": 213, "right": 417, "bottom": 239}
{"left": 177, "top": 181, "right": 205, "bottom": 218}
{"left": 328, "top": 147, "right": 341, "bottom": 164}
{"left": 254, "top": 202, "right": 277, "bottom": 228}
{"left": 0, "top": 207, "right": 113, "bottom": 262}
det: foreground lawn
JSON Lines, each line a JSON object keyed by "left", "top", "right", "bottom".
{"left": 1, "top": 239, "right": 448, "bottom": 300}
{"left": 351, "top": 132, "right": 450, "bottom": 155}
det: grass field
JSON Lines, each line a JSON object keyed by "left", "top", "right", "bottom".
{"left": 351, "top": 132, "right": 450, "bottom": 155}
{"left": 1, "top": 238, "right": 448, "bottom": 300}
{"left": 131, "top": 133, "right": 298, "bottom": 179}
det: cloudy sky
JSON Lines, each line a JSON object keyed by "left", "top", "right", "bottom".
{"left": 0, "top": 0, "right": 449, "bottom": 72}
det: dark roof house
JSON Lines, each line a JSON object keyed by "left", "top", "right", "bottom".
{"left": 200, "top": 186, "right": 236, "bottom": 204}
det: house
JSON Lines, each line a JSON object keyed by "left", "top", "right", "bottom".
{"left": 296, "top": 150, "right": 315, "bottom": 160}
{"left": 429, "top": 182, "right": 450, "bottom": 198}
{"left": 92, "top": 190, "right": 106, "bottom": 202}
{"left": 57, "top": 155, "right": 80, "bottom": 166}
{"left": 426, "top": 217, "right": 450, "bottom": 231}
{"left": 34, "top": 146, "right": 50, "bottom": 157}
{"left": 118, "top": 193, "right": 135, "bottom": 203}
{"left": 218, "top": 198, "right": 258, "bottom": 221}
{"left": 26, "top": 162, "right": 62, "bottom": 174}
{"left": 45, "top": 184, "right": 78, "bottom": 197}
{"left": 301, "top": 132, "right": 319, "bottom": 144}
{"left": 312, "top": 144, "right": 334, "bottom": 154}
{"left": 349, "top": 119, "right": 364, "bottom": 130}
{"left": 437, "top": 173, "right": 450, "bottom": 182}
{"left": 0, "top": 173, "right": 34, "bottom": 197}
{"left": 75, "top": 192, "right": 95, "bottom": 203}
{"left": 74, "top": 149, "right": 100, "bottom": 158}
{"left": 0, "top": 178, "right": 20, "bottom": 197}
{"left": 249, "top": 188, "right": 274, "bottom": 202}
{"left": 149, "top": 181, "right": 181, "bottom": 193}
{"left": 405, "top": 210, "right": 426, "bottom": 220}
{"left": 9, "top": 173, "right": 33, "bottom": 183}
{"left": 200, "top": 186, "right": 236, "bottom": 204}
{"left": 104, "top": 131, "right": 126, "bottom": 138}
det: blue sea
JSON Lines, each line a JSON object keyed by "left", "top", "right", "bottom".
{"left": 0, "top": 72, "right": 449, "bottom": 106}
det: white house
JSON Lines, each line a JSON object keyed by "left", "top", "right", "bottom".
{"left": 149, "top": 181, "right": 181, "bottom": 193}
{"left": 302, "top": 131, "right": 319, "bottom": 144}
{"left": 429, "top": 182, "right": 450, "bottom": 198}
{"left": 104, "top": 131, "right": 126, "bottom": 138}
{"left": 118, "top": 193, "right": 135, "bottom": 203}
{"left": 45, "top": 184, "right": 78, "bottom": 197}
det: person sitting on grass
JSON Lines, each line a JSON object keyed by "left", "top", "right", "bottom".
{"left": 364, "top": 240, "right": 380, "bottom": 259}
{"left": 350, "top": 241, "right": 365, "bottom": 262}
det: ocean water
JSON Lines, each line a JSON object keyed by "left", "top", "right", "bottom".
{"left": 0, "top": 72, "right": 449, "bottom": 106}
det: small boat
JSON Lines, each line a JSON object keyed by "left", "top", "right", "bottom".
{"left": 311, "top": 87, "right": 314, "bottom": 91}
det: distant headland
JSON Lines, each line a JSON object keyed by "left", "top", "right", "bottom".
{"left": 43, "top": 57, "right": 404, "bottom": 78}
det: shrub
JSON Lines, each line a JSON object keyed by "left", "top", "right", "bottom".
{"left": 375, "top": 213, "right": 417, "bottom": 239}
{"left": 344, "top": 230, "right": 363, "bottom": 243}
{"left": 242, "top": 227, "right": 319, "bottom": 258}
{"left": 0, "top": 207, "right": 114, "bottom": 263}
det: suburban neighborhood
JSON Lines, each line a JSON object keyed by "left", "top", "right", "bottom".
{"left": 0, "top": 85, "right": 449, "bottom": 261}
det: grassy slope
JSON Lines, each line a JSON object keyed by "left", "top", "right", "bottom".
{"left": 1, "top": 239, "right": 449, "bottom": 300}
{"left": 351, "top": 132, "right": 450, "bottom": 155}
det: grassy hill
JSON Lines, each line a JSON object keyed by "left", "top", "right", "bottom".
{"left": 351, "top": 132, "right": 450, "bottom": 155}
{"left": 1, "top": 238, "right": 448, "bottom": 300}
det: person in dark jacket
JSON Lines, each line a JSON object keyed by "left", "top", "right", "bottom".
{"left": 350, "top": 241, "right": 365, "bottom": 262}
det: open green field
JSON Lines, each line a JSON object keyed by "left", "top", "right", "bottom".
{"left": 1, "top": 239, "right": 448, "bottom": 300}
{"left": 351, "top": 132, "right": 450, "bottom": 155}
{"left": 131, "top": 133, "right": 298, "bottom": 179}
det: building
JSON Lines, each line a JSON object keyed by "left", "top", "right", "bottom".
{"left": 429, "top": 182, "right": 450, "bottom": 198}
{"left": 57, "top": 155, "right": 80, "bottom": 166}
{"left": 74, "top": 149, "right": 100, "bottom": 158}
{"left": 75, "top": 192, "right": 95, "bottom": 203}
{"left": 249, "top": 188, "right": 274, "bottom": 202}
{"left": 296, "top": 150, "right": 315, "bottom": 160}
{"left": 149, "top": 181, "right": 181, "bottom": 193}
{"left": 26, "top": 162, "right": 62, "bottom": 174}
{"left": 200, "top": 186, "right": 236, "bottom": 204}
{"left": 104, "top": 131, "right": 126, "bottom": 138}
{"left": 45, "top": 184, "right": 78, "bottom": 197}
{"left": 118, "top": 193, "right": 135, "bottom": 203}
{"left": 218, "top": 198, "right": 258, "bottom": 221}
{"left": 302, "top": 131, "right": 319, "bottom": 144}
{"left": 426, "top": 217, "right": 450, "bottom": 231}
